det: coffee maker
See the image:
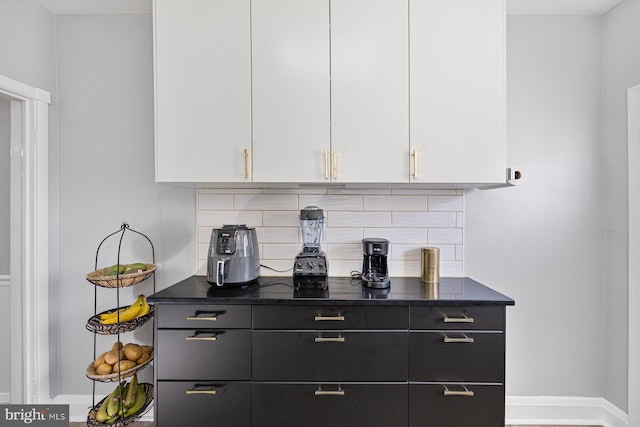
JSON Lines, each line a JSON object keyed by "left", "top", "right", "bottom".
{"left": 361, "top": 238, "right": 390, "bottom": 289}
{"left": 293, "top": 206, "right": 328, "bottom": 289}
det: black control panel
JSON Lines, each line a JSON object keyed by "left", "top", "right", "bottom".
{"left": 293, "top": 253, "right": 327, "bottom": 276}
{"left": 216, "top": 232, "right": 236, "bottom": 255}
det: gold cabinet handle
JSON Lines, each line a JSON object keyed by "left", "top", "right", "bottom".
{"left": 314, "top": 315, "right": 345, "bottom": 321}
{"left": 443, "top": 334, "right": 474, "bottom": 344}
{"left": 243, "top": 148, "right": 249, "bottom": 179}
{"left": 186, "top": 334, "right": 218, "bottom": 342}
{"left": 314, "top": 336, "right": 345, "bottom": 343}
{"left": 332, "top": 149, "right": 337, "bottom": 179}
{"left": 315, "top": 386, "right": 345, "bottom": 396}
{"left": 324, "top": 149, "right": 329, "bottom": 179}
{"left": 187, "top": 315, "right": 218, "bottom": 321}
{"left": 443, "top": 315, "right": 474, "bottom": 323}
{"left": 443, "top": 386, "right": 474, "bottom": 397}
{"left": 412, "top": 149, "right": 418, "bottom": 179}
{"left": 186, "top": 387, "right": 217, "bottom": 395}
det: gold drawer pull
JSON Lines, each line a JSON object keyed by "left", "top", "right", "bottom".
{"left": 443, "top": 334, "right": 474, "bottom": 343}
{"left": 443, "top": 315, "right": 474, "bottom": 323}
{"left": 187, "top": 315, "right": 218, "bottom": 321}
{"left": 186, "top": 335, "right": 218, "bottom": 342}
{"left": 186, "top": 387, "right": 217, "bottom": 395}
{"left": 315, "top": 386, "right": 345, "bottom": 396}
{"left": 314, "top": 315, "right": 345, "bottom": 321}
{"left": 443, "top": 386, "right": 474, "bottom": 397}
{"left": 314, "top": 336, "right": 345, "bottom": 343}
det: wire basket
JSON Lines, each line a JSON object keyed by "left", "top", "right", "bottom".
{"left": 86, "top": 383, "right": 154, "bottom": 427}
{"left": 86, "top": 264, "right": 156, "bottom": 288}
{"left": 86, "top": 305, "right": 155, "bottom": 335}
{"left": 86, "top": 347, "right": 154, "bottom": 382}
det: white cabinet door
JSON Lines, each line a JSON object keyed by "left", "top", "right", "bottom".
{"left": 331, "top": 0, "right": 409, "bottom": 183}
{"left": 410, "top": 0, "right": 505, "bottom": 184}
{"left": 251, "top": 0, "right": 330, "bottom": 183}
{"left": 154, "top": 0, "right": 252, "bottom": 182}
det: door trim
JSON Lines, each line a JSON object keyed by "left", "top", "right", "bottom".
{"left": 0, "top": 74, "right": 51, "bottom": 404}
{"left": 628, "top": 84, "right": 640, "bottom": 427}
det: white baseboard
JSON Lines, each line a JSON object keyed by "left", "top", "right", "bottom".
{"left": 507, "top": 396, "right": 628, "bottom": 427}
{"left": 50, "top": 393, "right": 628, "bottom": 425}
{"left": 0, "top": 393, "right": 10, "bottom": 403}
{"left": 48, "top": 394, "right": 154, "bottom": 423}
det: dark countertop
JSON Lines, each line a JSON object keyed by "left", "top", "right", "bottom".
{"left": 148, "top": 275, "right": 514, "bottom": 306}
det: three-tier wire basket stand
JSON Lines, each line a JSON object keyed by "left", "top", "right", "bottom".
{"left": 84, "top": 223, "right": 156, "bottom": 426}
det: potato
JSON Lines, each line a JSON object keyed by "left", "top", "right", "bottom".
{"left": 136, "top": 352, "right": 150, "bottom": 365}
{"left": 93, "top": 352, "right": 107, "bottom": 369}
{"left": 122, "top": 344, "right": 142, "bottom": 361}
{"left": 104, "top": 350, "right": 120, "bottom": 365}
{"left": 112, "top": 360, "right": 136, "bottom": 373}
{"left": 111, "top": 341, "right": 123, "bottom": 351}
{"left": 95, "top": 363, "right": 113, "bottom": 375}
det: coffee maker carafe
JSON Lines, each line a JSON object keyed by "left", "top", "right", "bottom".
{"left": 362, "top": 238, "right": 390, "bottom": 289}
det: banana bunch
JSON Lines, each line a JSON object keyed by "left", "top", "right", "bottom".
{"left": 99, "top": 295, "right": 151, "bottom": 325}
{"left": 95, "top": 374, "right": 146, "bottom": 423}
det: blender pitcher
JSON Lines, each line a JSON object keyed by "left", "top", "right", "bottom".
{"left": 299, "top": 206, "right": 325, "bottom": 252}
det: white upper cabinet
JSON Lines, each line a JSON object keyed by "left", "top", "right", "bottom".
{"left": 331, "top": 0, "right": 409, "bottom": 183}
{"left": 154, "top": 0, "right": 505, "bottom": 184}
{"left": 409, "top": 0, "right": 505, "bottom": 183}
{"left": 251, "top": 0, "right": 331, "bottom": 183}
{"left": 154, "top": 0, "right": 252, "bottom": 182}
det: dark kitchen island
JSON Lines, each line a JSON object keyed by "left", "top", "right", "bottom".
{"left": 149, "top": 276, "right": 514, "bottom": 427}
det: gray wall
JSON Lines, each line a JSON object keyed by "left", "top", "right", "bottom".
{"left": 55, "top": 14, "right": 196, "bottom": 395}
{"left": 0, "top": 0, "right": 57, "bottom": 90}
{"left": 602, "top": 0, "right": 640, "bottom": 411}
{"left": 466, "top": 15, "right": 607, "bottom": 398}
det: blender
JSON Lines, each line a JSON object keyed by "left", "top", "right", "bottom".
{"left": 293, "top": 206, "right": 328, "bottom": 289}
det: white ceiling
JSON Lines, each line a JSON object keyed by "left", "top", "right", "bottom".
{"left": 508, "top": 0, "right": 622, "bottom": 14}
{"left": 37, "top": 0, "right": 151, "bottom": 15}
{"left": 37, "top": 0, "right": 623, "bottom": 15}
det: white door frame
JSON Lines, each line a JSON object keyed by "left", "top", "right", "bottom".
{"left": 0, "top": 74, "right": 50, "bottom": 404}
{"left": 628, "top": 84, "right": 640, "bottom": 427}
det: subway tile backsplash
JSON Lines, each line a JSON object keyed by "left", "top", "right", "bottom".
{"left": 196, "top": 187, "right": 464, "bottom": 277}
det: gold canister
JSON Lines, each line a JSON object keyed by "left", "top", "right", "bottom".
{"left": 421, "top": 247, "right": 440, "bottom": 283}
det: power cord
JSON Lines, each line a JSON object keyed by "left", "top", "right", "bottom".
{"left": 260, "top": 264, "right": 294, "bottom": 273}
{"left": 350, "top": 270, "right": 363, "bottom": 286}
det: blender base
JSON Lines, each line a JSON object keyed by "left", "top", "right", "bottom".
{"left": 293, "top": 274, "right": 328, "bottom": 290}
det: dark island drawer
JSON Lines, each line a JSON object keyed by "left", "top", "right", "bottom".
{"left": 253, "top": 331, "right": 408, "bottom": 381}
{"left": 410, "top": 305, "right": 505, "bottom": 330}
{"left": 156, "top": 329, "right": 251, "bottom": 380}
{"left": 253, "top": 305, "right": 408, "bottom": 329}
{"left": 156, "top": 304, "right": 251, "bottom": 329}
{"left": 156, "top": 381, "right": 250, "bottom": 427}
{"left": 409, "top": 331, "right": 504, "bottom": 382}
{"left": 409, "top": 383, "right": 504, "bottom": 427}
{"left": 253, "top": 383, "right": 408, "bottom": 427}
